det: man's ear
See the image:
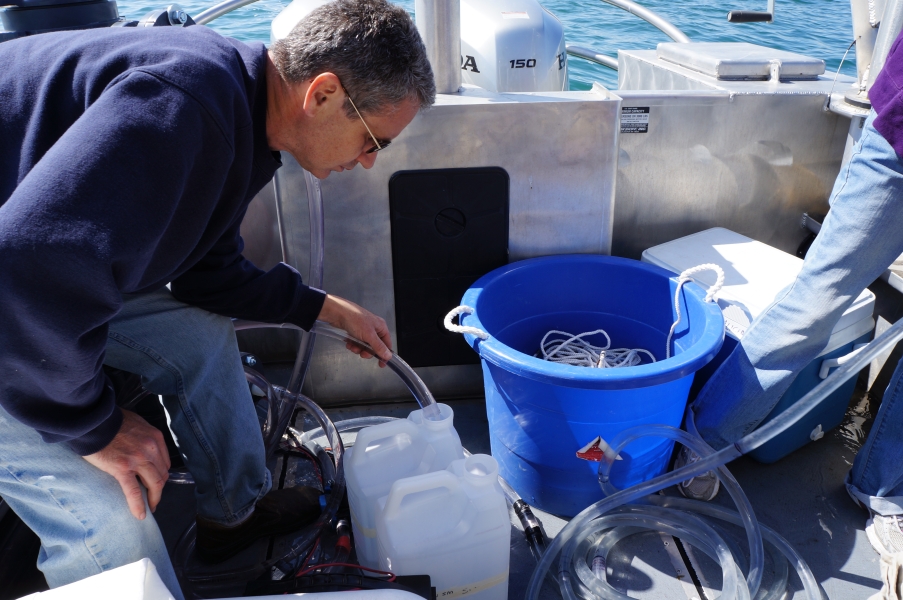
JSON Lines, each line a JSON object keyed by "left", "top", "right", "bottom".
{"left": 303, "top": 73, "right": 343, "bottom": 116}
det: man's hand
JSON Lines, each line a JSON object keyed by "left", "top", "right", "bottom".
{"left": 83, "top": 408, "right": 171, "bottom": 520}
{"left": 318, "top": 294, "right": 393, "bottom": 367}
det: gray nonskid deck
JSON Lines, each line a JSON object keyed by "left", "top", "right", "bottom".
{"left": 314, "top": 391, "right": 884, "bottom": 600}
{"left": 153, "top": 389, "right": 883, "bottom": 599}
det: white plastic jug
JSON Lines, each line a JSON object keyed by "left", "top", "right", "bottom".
{"left": 345, "top": 403, "right": 464, "bottom": 568}
{"left": 375, "top": 454, "right": 510, "bottom": 600}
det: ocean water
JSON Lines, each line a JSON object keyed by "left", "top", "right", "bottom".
{"left": 112, "top": 0, "right": 857, "bottom": 90}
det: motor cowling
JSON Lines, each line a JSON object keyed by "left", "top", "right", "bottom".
{"left": 271, "top": 0, "right": 567, "bottom": 93}
{"left": 459, "top": 0, "right": 567, "bottom": 93}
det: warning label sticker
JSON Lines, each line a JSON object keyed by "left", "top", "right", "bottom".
{"left": 621, "top": 107, "right": 650, "bottom": 133}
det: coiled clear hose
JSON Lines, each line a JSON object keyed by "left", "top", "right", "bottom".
{"left": 526, "top": 315, "right": 903, "bottom": 600}
{"left": 174, "top": 321, "right": 444, "bottom": 590}
{"left": 233, "top": 320, "right": 442, "bottom": 422}
{"left": 171, "top": 382, "right": 346, "bottom": 590}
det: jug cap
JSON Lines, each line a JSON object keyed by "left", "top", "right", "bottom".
{"left": 408, "top": 403, "right": 454, "bottom": 431}
{"left": 462, "top": 454, "right": 499, "bottom": 486}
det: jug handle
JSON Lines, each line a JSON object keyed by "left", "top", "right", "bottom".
{"left": 383, "top": 471, "right": 460, "bottom": 521}
{"left": 351, "top": 419, "right": 418, "bottom": 463}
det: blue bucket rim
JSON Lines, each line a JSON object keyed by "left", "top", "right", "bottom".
{"left": 459, "top": 254, "right": 725, "bottom": 390}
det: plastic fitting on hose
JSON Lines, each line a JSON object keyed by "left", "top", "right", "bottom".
{"left": 513, "top": 499, "right": 547, "bottom": 560}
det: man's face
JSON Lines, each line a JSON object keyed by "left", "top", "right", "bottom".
{"left": 309, "top": 98, "right": 419, "bottom": 179}
{"left": 278, "top": 76, "right": 421, "bottom": 180}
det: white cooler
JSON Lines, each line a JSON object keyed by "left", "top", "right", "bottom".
{"left": 642, "top": 227, "right": 875, "bottom": 463}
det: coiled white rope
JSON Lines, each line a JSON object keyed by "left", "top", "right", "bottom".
{"left": 539, "top": 329, "right": 657, "bottom": 368}
{"left": 444, "top": 263, "right": 724, "bottom": 368}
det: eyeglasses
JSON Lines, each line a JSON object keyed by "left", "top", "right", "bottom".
{"left": 344, "top": 88, "right": 392, "bottom": 154}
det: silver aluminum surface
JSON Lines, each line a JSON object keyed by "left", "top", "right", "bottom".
{"left": 615, "top": 50, "right": 851, "bottom": 259}
{"left": 241, "top": 85, "right": 621, "bottom": 402}
{"left": 655, "top": 42, "right": 826, "bottom": 80}
{"left": 850, "top": 0, "right": 879, "bottom": 89}
{"left": 869, "top": 0, "right": 903, "bottom": 91}
{"left": 415, "top": 0, "right": 462, "bottom": 94}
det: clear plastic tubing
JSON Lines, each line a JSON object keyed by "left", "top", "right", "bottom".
{"left": 561, "top": 509, "right": 748, "bottom": 600}
{"left": 233, "top": 319, "right": 442, "bottom": 421}
{"left": 269, "top": 386, "right": 347, "bottom": 573}
{"left": 526, "top": 315, "right": 903, "bottom": 600}
{"left": 598, "top": 425, "right": 765, "bottom": 598}
{"left": 173, "top": 383, "right": 347, "bottom": 585}
{"left": 286, "top": 170, "right": 325, "bottom": 394}
{"left": 299, "top": 415, "right": 399, "bottom": 445}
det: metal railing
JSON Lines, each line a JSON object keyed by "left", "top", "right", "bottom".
{"left": 599, "top": 0, "right": 690, "bottom": 43}
{"left": 192, "top": 0, "right": 259, "bottom": 25}
{"left": 563, "top": 0, "right": 690, "bottom": 71}
{"left": 566, "top": 44, "right": 618, "bottom": 70}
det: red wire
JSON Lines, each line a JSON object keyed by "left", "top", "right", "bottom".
{"left": 296, "top": 538, "right": 320, "bottom": 577}
{"left": 299, "top": 446, "right": 324, "bottom": 487}
{"left": 295, "top": 562, "right": 396, "bottom": 582}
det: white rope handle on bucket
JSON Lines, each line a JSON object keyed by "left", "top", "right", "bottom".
{"left": 665, "top": 264, "right": 724, "bottom": 358}
{"left": 443, "top": 305, "right": 489, "bottom": 340}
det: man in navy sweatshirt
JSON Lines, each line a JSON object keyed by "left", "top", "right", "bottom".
{"left": 0, "top": 0, "right": 435, "bottom": 595}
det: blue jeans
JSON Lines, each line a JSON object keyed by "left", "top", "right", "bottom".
{"left": 691, "top": 111, "right": 903, "bottom": 516}
{"left": 0, "top": 288, "right": 270, "bottom": 595}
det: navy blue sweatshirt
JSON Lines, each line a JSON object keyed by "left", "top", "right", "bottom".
{"left": 0, "top": 26, "right": 326, "bottom": 455}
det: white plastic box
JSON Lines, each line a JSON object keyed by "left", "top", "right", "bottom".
{"left": 642, "top": 228, "right": 875, "bottom": 462}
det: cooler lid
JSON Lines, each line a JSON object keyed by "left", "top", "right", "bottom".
{"left": 642, "top": 227, "right": 875, "bottom": 341}
{"left": 656, "top": 42, "right": 826, "bottom": 80}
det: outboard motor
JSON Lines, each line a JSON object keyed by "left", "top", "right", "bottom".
{"left": 459, "top": 0, "right": 567, "bottom": 93}
{"left": 271, "top": 0, "right": 568, "bottom": 93}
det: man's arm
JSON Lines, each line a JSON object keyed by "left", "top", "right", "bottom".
{"left": 0, "top": 71, "right": 235, "bottom": 455}
{"left": 171, "top": 243, "right": 393, "bottom": 365}
{"left": 318, "top": 294, "right": 393, "bottom": 366}
{"left": 169, "top": 218, "right": 327, "bottom": 331}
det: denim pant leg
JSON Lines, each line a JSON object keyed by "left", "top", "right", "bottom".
{"left": 104, "top": 288, "right": 271, "bottom": 525}
{"left": 846, "top": 355, "right": 903, "bottom": 516}
{"left": 692, "top": 111, "right": 903, "bottom": 450}
{"left": 0, "top": 404, "right": 183, "bottom": 598}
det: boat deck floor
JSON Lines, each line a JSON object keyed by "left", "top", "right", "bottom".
{"left": 1, "top": 376, "right": 883, "bottom": 599}
{"left": 150, "top": 376, "right": 883, "bottom": 600}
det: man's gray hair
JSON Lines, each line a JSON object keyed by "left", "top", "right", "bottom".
{"left": 271, "top": 0, "right": 436, "bottom": 117}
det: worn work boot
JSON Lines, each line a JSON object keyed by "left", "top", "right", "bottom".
{"left": 673, "top": 446, "right": 720, "bottom": 502}
{"left": 195, "top": 486, "right": 322, "bottom": 563}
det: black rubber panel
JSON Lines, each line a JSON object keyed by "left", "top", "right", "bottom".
{"left": 390, "top": 167, "right": 509, "bottom": 368}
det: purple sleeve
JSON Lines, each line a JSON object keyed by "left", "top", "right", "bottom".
{"left": 871, "top": 33, "right": 903, "bottom": 158}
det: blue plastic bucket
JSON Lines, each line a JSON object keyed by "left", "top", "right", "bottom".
{"left": 458, "top": 255, "right": 725, "bottom": 517}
